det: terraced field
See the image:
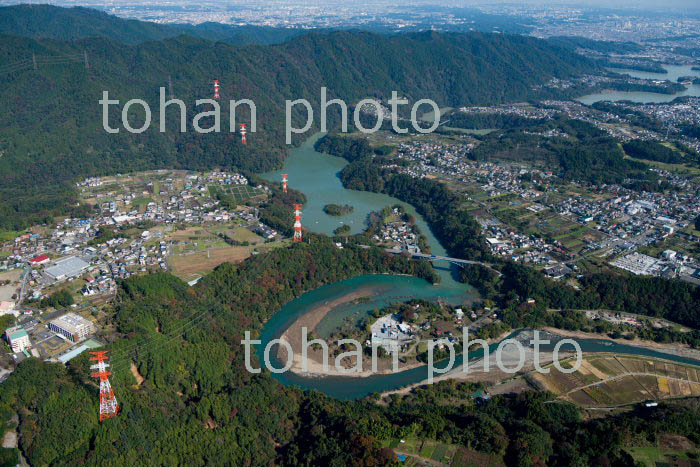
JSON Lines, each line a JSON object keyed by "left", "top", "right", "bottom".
{"left": 530, "top": 355, "right": 700, "bottom": 407}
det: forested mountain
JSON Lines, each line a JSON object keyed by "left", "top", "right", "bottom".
{"left": 548, "top": 36, "right": 644, "bottom": 54}
{"left": 0, "top": 4, "right": 305, "bottom": 45}
{"left": 0, "top": 5, "right": 176, "bottom": 44}
{"left": 0, "top": 15, "right": 595, "bottom": 229}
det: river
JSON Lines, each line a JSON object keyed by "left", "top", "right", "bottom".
{"left": 577, "top": 64, "right": 700, "bottom": 104}
{"left": 261, "top": 132, "right": 478, "bottom": 334}
{"left": 261, "top": 132, "right": 467, "bottom": 290}
{"left": 256, "top": 132, "right": 700, "bottom": 400}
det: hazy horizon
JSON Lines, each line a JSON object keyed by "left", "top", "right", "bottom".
{"left": 1, "top": 0, "right": 699, "bottom": 12}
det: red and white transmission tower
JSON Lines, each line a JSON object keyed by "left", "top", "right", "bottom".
{"left": 293, "top": 204, "right": 303, "bottom": 242}
{"left": 240, "top": 123, "right": 247, "bottom": 144}
{"left": 282, "top": 173, "right": 288, "bottom": 193}
{"left": 213, "top": 80, "right": 220, "bottom": 99}
{"left": 89, "top": 351, "right": 120, "bottom": 422}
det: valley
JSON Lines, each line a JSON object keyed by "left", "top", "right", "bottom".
{"left": 0, "top": 4, "right": 699, "bottom": 466}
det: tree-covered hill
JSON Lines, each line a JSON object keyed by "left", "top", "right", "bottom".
{"left": 0, "top": 21, "right": 594, "bottom": 229}
{"left": 0, "top": 4, "right": 177, "bottom": 44}
{"left": 0, "top": 4, "right": 305, "bottom": 45}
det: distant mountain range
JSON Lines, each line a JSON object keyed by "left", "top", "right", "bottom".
{"left": 0, "top": 4, "right": 305, "bottom": 45}
{"left": 0, "top": 5, "right": 595, "bottom": 230}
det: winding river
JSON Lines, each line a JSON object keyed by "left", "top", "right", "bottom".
{"left": 256, "top": 133, "right": 700, "bottom": 400}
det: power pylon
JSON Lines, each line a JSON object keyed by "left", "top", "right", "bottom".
{"left": 90, "top": 351, "right": 120, "bottom": 422}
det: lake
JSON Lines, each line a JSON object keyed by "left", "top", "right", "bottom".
{"left": 577, "top": 64, "right": 700, "bottom": 104}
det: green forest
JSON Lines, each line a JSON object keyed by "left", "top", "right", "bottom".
{"left": 323, "top": 203, "right": 355, "bottom": 216}
{"left": 462, "top": 262, "right": 700, "bottom": 341}
{"left": 623, "top": 139, "right": 699, "bottom": 165}
{"left": 1, "top": 237, "right": 698, "bottom": 466}
{"left": 0, "top": 4, "right": 305, "bottom": 46}
{"left": 469, "top": 118, "right": 656, "bottom": 184}
{"left": 0, "top": 13, "right": 595, "bottom": 230}
{"left": 0, "top": 236, "right": 441, "bottom": 465}
{"left": 1, "top": 8, "right": 699, "bottom": 466}
{"left": 336, "top": 153, "right": 491, "bottom": 262}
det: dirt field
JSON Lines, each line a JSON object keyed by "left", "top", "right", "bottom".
{"left": 224, "top": 227, "right": 264, "bottom": 244}
{"left": 169, "top": 246, "right": 251, "bottom": 279}
{"left": 0, "top": 268, "right": 22, "bottom": 301}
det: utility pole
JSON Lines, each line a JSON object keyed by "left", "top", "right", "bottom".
{"left": 84, "top": 50, "right": 89, "bottom": 70}
{"left": 32, "top": 53, "right": 37, "bottom": 71}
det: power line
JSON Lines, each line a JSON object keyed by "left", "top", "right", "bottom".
{"left": 106, "top": 299, "right": 219, "bottom": 360}
{"left": 0, "top": 58, "right": 33, "bottom": 72}
{"left": 0, "top": 53, "right": 85, "bottom": 76}
{"left": 107, "top": 302, "right": 225, "bottom": 371}
{"left": 109, "top": 309, "right": 221, "bottom": 374}
{"left": 0, "top": 63, "right": 33, "bottom": 76}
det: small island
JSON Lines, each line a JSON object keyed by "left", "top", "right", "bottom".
{"left": 323, "top": 203, "right": 354, "bottom": 216}
{"left": 334, "top": 224, "right": 351, "bottom": 235}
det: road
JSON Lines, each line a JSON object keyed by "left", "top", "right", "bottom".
{"left": 16, "top": 265, "right": 30, "bottom": 306}
{"left": 382, "top": 248, "right": 503, "bottom": 276}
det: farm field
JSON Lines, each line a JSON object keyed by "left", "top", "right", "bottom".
{"left": 385, "top": 437, "right": 504, "bottom": 467}
{"left": 165, "top": 226, "right": 231, "bottom": 255}
{"left": 168, "top": 238, "right": 289, "bottom": 282}
{"left": 459, "top": 184, "right": 604, "bottom": 257}
{"left": 209, "top": 185, "right": 266, "bottom": 205}
{"left": 530, "top": 355, "right": 700, "bottom": 407}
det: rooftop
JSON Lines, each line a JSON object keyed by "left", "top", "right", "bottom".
{"left": 45, "top": 256, "right": 90, "bottom": 279}
{"left": 50, "top": 312, "right": 94, "bottom": 332}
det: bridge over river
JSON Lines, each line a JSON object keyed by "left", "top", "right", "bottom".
{"left": 375, "top": 247, "right": 502, "bottom": 276}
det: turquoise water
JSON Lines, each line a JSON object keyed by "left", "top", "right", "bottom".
{"left": 259, "top": 311, "right": 700, "bottom": 400}
{"left": 261, "top": 132, "right": 463, "bottom": 288}
{"left": 577, "top": 64, "right": 700, "bottom": 104}
{"left": 309, "top": 275, "right": 477, "bottom": 339}
{"left": 256, "top": 133, "right": 700, "bottom": 400}
{"left": 256, "top": 274, "right": 482, "bottom": 400}
{"left": 260, "top": 131, "right": 477, "bottom": 350}
{"left": 262, "top": 133, "right": 440, "bottom": 244}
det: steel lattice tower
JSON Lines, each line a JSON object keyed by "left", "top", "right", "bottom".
{"left": 282, "top": 174, "right": 288, "bottom": 193}
{"left": 90, "top": 351, "right": 120, "bottom": 422}
{"left": 293, "top": 204, "right": 303, "bottom": 242}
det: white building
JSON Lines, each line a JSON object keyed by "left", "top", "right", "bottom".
{"left": 44, "top": 256, "right": 90, "bottom": 282}
{"left": 662, "top": 250, "right": 677, "bottom": 261}
{"left": 49, "top": 313, "right": 95, "bottom": 342}
{"left": 5, "top": 326, "right": 30, "bottom": 353}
